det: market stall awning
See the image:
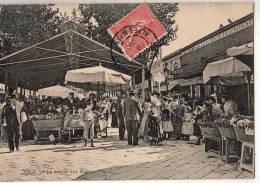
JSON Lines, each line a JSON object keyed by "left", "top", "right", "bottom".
{"left": 38, "top": 85, "right": 84, "bottom": 99}
{"left": 206, "top": 75, "right": 247, "bottom": 86}
{"left": 226, "top": 42, "right": 254, "bottom": 70}
{"left": 203, "top": 57, "right": 251, "bottom": 84}
{"left": 0, "top": 22, "right": 142, "bottom": 90}
{"left": 226, "top": 42, "right": 253, "bottom": 56}
{"left": 65, "top": 64, "right": 131, "bottom": 86}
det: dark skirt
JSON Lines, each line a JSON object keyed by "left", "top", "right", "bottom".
{"left": 148, "top": 116, "right": 160, "bottom": 139}
{"left": 172, "top": 115, "right": 183, "bottom": 137}
{"left": 21, "top": 120, "right": 36, "bottom": 140}
{"left": 193, "top": 121, "right": 202, "bottom": 137}
{"left": 111, "top": 112, "right": 118, "bottom": 128}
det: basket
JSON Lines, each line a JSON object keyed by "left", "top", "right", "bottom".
{"left": 200, "top": 126, "right": 221, "bottom": 138}
{"left": 217, "top": 126, "right": 236, "bottom": 139}
{"left": 32, "top": 119, "right": 62, "bottom": 130}
{"left": 233, "top": 126, "right": 254, "bottom": 143}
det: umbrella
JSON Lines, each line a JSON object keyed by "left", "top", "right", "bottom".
{"left": 65, "top": 64, "right": 131, "bottom": 86}
{"left": 38, "top": 85, "right": 84, "bottom": 99}
{"left": 65, "top": 64, "right": 132, "bottom": 100}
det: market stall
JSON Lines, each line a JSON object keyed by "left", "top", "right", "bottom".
{"left": 65, "top": 64, "right": 132, "bottom": 137}
{"left": 201, "top": 56, "right": 254, "bottom": 170}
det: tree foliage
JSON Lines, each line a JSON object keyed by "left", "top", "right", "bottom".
{"left": 0, "top": 5, "right": 68, "bottom": 58}
{"left": 75, "top": 3, "right": 179, "bottom": 68}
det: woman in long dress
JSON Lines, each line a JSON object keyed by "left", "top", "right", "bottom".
{"left": 172, "top": 100, "right": 185, "bottom": 140}
{"left": 148, "top": 104, "right": 161, "bottom": 146}
{"left": 139, "top": 97, "right": 152, "bottom": 142}
{"left": 110, "top": 99, "right": 118, "bottom": 128}
{"left": 182, "top": 106, "right": 193, "bottom": 141}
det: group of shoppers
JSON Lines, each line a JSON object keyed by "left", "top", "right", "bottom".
{"left": 0, "top": 89, "right": 239, "bottom": 152}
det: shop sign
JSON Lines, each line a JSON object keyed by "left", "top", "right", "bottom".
{"left": 181, "top": 18, "right": 253, "bottom": 56}
{"left": 180, "top": 76, "right": 203, "bottom": 86}
{"left": 169, "top": 63, "right": 203, "bottom": 78}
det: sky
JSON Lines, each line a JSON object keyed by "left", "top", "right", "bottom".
{"left": 53, "top": 2, "right": 253, "bottom": 57}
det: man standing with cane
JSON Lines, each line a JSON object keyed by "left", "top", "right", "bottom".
{"left": 123, "top": 91, "right": 142, "bottom": 146}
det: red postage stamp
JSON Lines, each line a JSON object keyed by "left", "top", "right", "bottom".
{"left": 107, "top": 4, "right": 167, "bottom": 58}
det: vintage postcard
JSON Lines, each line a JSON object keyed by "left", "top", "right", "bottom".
{"left": 0, "top": 1, "right": 255, "bottom": 181}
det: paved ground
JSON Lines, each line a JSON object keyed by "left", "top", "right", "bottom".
{"left": 0, "top": 128, "right": 254, "bottom": 181}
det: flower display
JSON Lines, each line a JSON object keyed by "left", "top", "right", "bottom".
{"left": 235, "top": 116, "right": 254, "bottom": 129}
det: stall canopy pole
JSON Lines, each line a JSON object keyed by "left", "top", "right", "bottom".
{"left": 246, "top": 72, "right": 252, "bottom": 115}
{"left": 97, "top": 81, "right": 100, "bottom": 101}
{"left": 247, "top": 82, "right": 251, "bottom": 115}
{"left": 15, "top": 81, "right": 18, "bottom": 94}
{"left": 142, "top": 64, "right": 145, "bottom": 101}
{"left": 4, "top": 71, "right": 9, "bottom": 99}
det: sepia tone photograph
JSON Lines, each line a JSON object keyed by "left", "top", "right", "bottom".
{"left": 0, "top": 1, "right": 255, "bottom": 181}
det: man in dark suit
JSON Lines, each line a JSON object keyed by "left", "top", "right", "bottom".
{"left": 1, "top": 97, "right": 21, "bottom": 152}
{"left": 66, "top": 92, "right": 77, "bottom": 110}
{"left": 123, "top": 91, "right": 142, "bottom": 146}
{"left": 117, "top": 94, "right": 125, "bottom": 140}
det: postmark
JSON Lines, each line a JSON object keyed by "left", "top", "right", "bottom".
{"left": 108, "top": 4, "right": 167, "bottom": 59}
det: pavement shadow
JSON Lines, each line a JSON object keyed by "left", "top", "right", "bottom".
{"left": 75, "top": 159, "right": 166, "bottom": 180}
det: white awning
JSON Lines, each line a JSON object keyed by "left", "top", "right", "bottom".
{"left": 203, "top": 57, "right": 251, "bottom": 83}
{"left": 65, "top": 65, "right": 131, "bottom": 86}
{"left": 38, "top": 85, "right": 84, "bottom": 99}
{"left": 226, "top": 42, "right": 253, "bottom": 56}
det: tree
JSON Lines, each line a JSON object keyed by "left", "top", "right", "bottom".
{"left": 0, "top": 4, "right": 68, "bottom": 58}
{"left": 75, "top": 3, "right": 179, "bottom": 90}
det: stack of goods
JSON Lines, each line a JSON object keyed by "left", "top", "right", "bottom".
{"left": 31, "top": 114, "right": 62, "bottom": 129}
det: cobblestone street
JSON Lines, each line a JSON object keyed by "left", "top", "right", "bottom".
{"left": 0, "top": 128, "right": 253, "bottom": 181}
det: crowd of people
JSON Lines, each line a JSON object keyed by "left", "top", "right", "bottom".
{"left": 0, "top": 90, "right": 239, "bottom": 152}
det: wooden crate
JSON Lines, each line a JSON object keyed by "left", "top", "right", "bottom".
{"left": 233, "top": 126, "right": 254, "bottom": 143}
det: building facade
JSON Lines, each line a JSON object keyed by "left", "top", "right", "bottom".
{"left": 151, "top": 13, "right": 253, "bottom": 99}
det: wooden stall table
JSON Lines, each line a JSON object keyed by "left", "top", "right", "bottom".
{"left": 233, "top": 125, "right": 254, "bottom": 172}
{"left": 62, "top": 118, "right": 84, "bottom": 143}
{"left": 32, "top": 118, "right": 62, "bottom": 143}
{"left": 218, "top": 126, "right": 240, "bottom": 163}
{"left": 200, "top": 126, "right": 222, "bottom": 154}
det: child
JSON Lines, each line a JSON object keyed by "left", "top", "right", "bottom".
{"left": 82, "top": 102, "right": 95, "bottom": 147}
{"left": 182, "top": 106, "right": 194, "bottom": 141}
